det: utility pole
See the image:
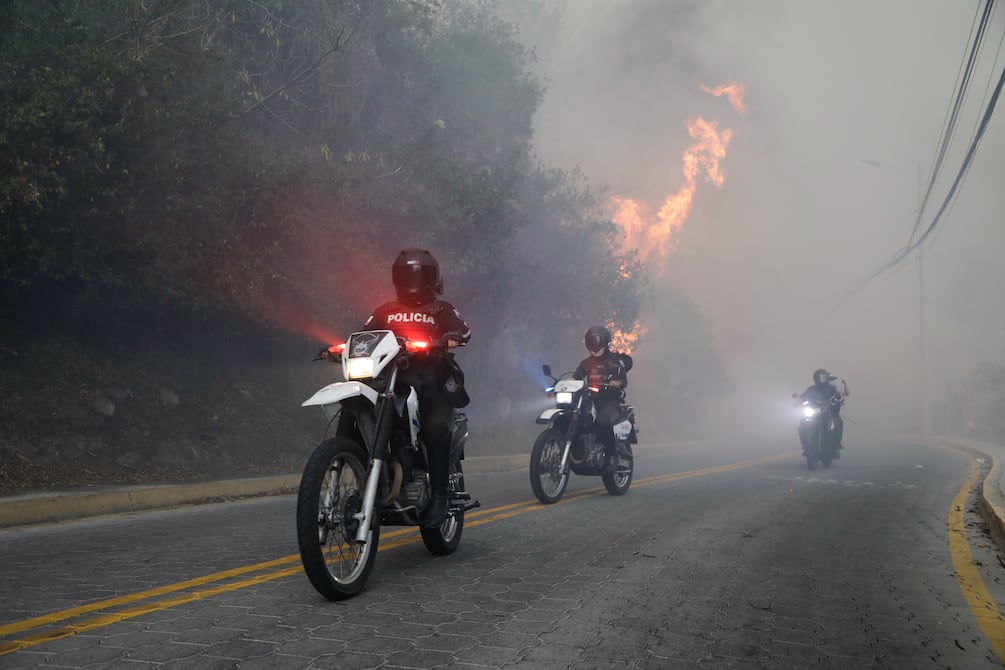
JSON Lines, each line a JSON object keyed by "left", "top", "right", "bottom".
{"left": 916, "top": 162, "right": 931, "bottom": 436}
{"left": 919, "top": 247, "right": 931, "bottom": 435}
{"left": 862, "top": 158, "right": 932, "bottom": 435}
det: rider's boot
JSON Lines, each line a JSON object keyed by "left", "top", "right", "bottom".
{"left": 424, "top": 492, "right": 448, "bottom": 528}
{"left": 423, "top": 443, "right": 449, "bottom": 528}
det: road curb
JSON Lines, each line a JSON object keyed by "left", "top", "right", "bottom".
{"left": 0, "top": 443, "right": 710, "bottom": 529}
{"left": 920, "top": 435, "right": 1005, "bottom": 552}
{"left": 0, "top": 454, "right": 531, "bottom": 529}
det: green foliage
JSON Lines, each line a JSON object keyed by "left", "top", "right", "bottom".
{"left": 0, "top": 0, "right": 727, "bottom": 434}
{"left": 1, "top": 4, "right": 128, "bottom": 287}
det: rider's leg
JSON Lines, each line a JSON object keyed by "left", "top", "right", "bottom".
{"left": 596, "top": 401, "right": 619, "bottom": 473}
{"left": 419, "top": 393, "right": 453, "bottom": 528}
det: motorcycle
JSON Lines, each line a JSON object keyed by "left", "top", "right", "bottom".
{"left": 296, "top": 329, "right": 479, "bottom": 600}
{"left": 793, "top": 390, "right": 841, "bottom": 471}
{"left": 529, "top": 364, "right": 637, "bottom": 504}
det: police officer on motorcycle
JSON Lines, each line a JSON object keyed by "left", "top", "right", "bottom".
{"left": 362, "top": 248, "right": 471, "bottom": 527}
{"left": 799, "top": 368, "right": 850, "bottom": 450}
{"left": 574, "top": 326, "right": 633, "bottom": 473}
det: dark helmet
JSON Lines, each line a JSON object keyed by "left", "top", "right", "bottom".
{"left": 584, "top": 326, "right": 612, "bottom": 355}
{"left": 812, "top": 368, "right": 833, "bottom": 385}
{"left": 391, "top": 248, "right": 443, "bottom": 306}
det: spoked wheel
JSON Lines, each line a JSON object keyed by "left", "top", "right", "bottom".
{"left": 602, "top": 442, "right": 634, "bottom": 495}
{"left": 421, "top": 461, "right": 465, "bottom": 556}
{"left": 296, "top": 437, "right": 379, "bottom": 601}
{"left": 530, "top": 428, "right": 570, "bottom": 504}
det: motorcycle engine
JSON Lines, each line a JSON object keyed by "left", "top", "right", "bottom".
{"left": 398, "top": 468, "right": 429, "bottom": 510}
{"left": 569, "top": 434, "right": 593, "bottom": 465}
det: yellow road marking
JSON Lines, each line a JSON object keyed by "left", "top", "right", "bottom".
{"left": 19, "top": 450, "right": 980, "bottom": 654}
{"left": 0, "top": 453, "right": 787, "bottom": 654}
{"left": 949, "top": 455, "right": 1005, "bottom": 661}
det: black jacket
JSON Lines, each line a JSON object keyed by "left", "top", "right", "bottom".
{"left": 363, "top": 298, "right": 471, "bottom": 406}
{"left": 363, "top": 299, "right": 471, "bottom": 345}
{"left": 574, "top": 350, "right": 633, "bottom": 401}
{"left": 800, "top": 382, "right": 843, "bottom": 409}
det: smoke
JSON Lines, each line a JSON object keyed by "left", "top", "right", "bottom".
{"left": 509, "top": 0, "right": 1005, "bottom": 439}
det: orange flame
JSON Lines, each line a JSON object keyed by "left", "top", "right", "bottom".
{"left": 607, "top": 82, "right": 745, "bottom": 353}
{"left": 699, "top": 81, "right": 747, "bottom": 115}
{"left": 611, "top": 115, "right": 734, "bottom": 264}
{"left": 609, "top": 323, "right": 645, "bottom": 355}
{"left": 609, "top": 82, "right": 744, "bottom": 268}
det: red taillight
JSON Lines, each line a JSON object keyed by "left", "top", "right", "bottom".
{"left": 328, "top": 343, "right": 346, "bottom": 355}
{"left": 405, "top": 340, "right": 430, "bottom": 352}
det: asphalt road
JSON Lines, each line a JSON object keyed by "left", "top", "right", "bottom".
{"left": 2, "top": 436, "right": 1005, "bottom": 669}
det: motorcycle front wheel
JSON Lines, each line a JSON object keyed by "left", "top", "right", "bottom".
{"left": 420, "top": 461, "right": 465, "bottom": 555}
{"left": 602, "top": 442, "right": 634, "bottom": 495}
{"left": 530, "top": 428, "right": 570, "bottom": 504}
{"left": 296, "top": 437, "right": 379, "bottom": 601}
{"left": 820, "top": 433, "right": 834, "bottom": 468}
{"left": 805, "top": 426, "right": 821, "bottom": 471}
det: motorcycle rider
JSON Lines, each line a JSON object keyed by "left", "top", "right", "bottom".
{"left": 799, "top": 368, "right": 850, "bottom": 450}
{"left": 361, "top": 248, "right": 471, "bottom": 528}
{"left": 574, "top": 326, "right": 633, "bottom": 473}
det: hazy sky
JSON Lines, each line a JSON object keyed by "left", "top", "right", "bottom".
{"left": 518, "top": 0, "right": 1005, "bottom": 436}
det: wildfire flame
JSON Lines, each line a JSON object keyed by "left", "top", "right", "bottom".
{"left": 608, "top": 323, "right": 644, "bottom": 355}
{"left": 607, "top": 82, "right": 745, "bottom": 352}
{"left": 609, "top": 82, "right": 745, "bottom": 269}
{"left": 700, "top": 81, "right": 747, "bottom": 115}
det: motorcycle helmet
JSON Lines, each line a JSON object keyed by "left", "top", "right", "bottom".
{"left": 584, "top": 326, "right": 612, "bottom": 356}
{"left": 812, "top": 368, "right": 833, "bottom": 385}
{"left": 391, "top": 248, "right": 443, "bottom": 306}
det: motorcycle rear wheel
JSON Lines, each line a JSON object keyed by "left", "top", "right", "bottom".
{"left": 602, "top": 442, "right": 634, "bottom": 495}
{"left": 530, "top": 428, "right": 569, "bottom": 504}
{"left": 296, "top": 437, "right": 379, "bottom": 601}
{"left": 420, "top": 462, "right": 465, "bottom": 555}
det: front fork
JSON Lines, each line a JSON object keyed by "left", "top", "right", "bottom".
{"left": 353, "top": 367, "right": 399, "bottom": 545}
{"left": 355, "top": 458, "right": 384, "bottom": 544}
{"left": 557, "top": 412, "right": 581, "bottom": 474}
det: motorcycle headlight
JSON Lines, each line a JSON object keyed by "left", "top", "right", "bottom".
{"left": 802, "top": 405, "right": 820, "bottom": 418}
{"left": 346, "top": 358, "right": 375, "bottom": 379}
{"left": 556, "top": 391, "right": 573, "bottom": 406}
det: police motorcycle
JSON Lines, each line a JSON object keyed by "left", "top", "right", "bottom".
{"left": 529, "top": 364, "right": 637, "bottom": 504}
{"left": 792, "top": 389, "right": 841, "bottom": 471}
{"left": 296, "top": 329, "right": 478, "bottom": 600}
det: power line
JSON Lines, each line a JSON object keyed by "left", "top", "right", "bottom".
{"left": 836, "top": 5, "right": 1003, "bottom": 308}
{"left": 840, "top": 57, "right": 1005, "bottom": 306}
{"left": 909, "top": 0, "right": 995, "bottom": 247}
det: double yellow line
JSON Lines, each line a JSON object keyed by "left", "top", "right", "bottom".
{"left": 0, "top": 455, "right": 786, "bottom": 655}
{"left": 3, "top": 451, "right": 1002, "bottom": 662}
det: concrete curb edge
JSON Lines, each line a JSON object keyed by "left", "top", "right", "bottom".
{"left": 0, "top": 453, "right": 531, "bottom": 529}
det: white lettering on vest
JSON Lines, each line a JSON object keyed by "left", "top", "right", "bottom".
{"left": 387, "top": 312, "right": 436, "bottom": 325}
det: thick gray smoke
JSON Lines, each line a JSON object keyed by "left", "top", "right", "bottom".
{"left": 509, "top": 0, "right": 1005, "bottom": 440}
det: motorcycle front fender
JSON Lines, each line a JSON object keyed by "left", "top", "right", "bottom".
{"left": 537, "top": 408, "right": 570, "bottom": 425}
{"left": 302, "top": 381, "right": 378, "bottom": 408}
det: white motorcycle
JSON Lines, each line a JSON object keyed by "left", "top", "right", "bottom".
{"left": 529, "top": 364, "right": 637, "bottom": 504}
{"left": 295, "top": 329, "right": 478, "bottom": 600}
